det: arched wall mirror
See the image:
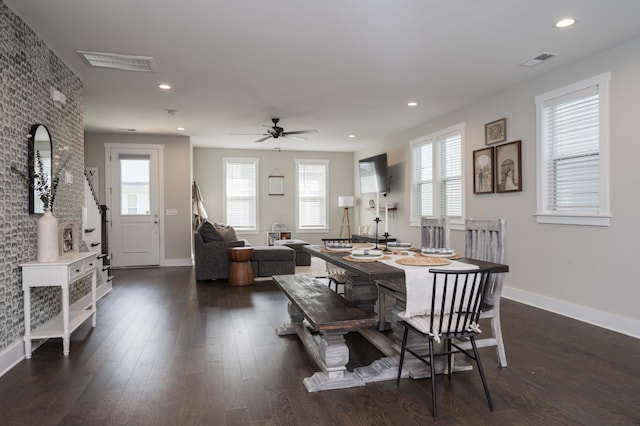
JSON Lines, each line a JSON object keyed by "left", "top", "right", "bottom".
{"left": 28, "top": 124, "right": 52, "bottom": 214}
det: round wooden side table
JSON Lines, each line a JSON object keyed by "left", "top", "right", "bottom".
{"left": 228, "top": 247, "right": 254, "bottom": 286}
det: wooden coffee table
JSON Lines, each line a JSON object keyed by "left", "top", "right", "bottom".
{"left": 228, "top": 247, "right": 254, "bottom": 286}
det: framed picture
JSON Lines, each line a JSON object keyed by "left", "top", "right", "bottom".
{"left": 268, "top": 175, "right": 284, "bottom": 195}
{"left": 485, "top": 117, "right": 507, "bottom": 145}
{"left": 473, "top": 147, "right": 494, "bottom": 194}
{"left": 58, "top": 222, "right": 80, "bottom": 254}
{"left": 496, "top": 140, "right": 522, "bottom": 193}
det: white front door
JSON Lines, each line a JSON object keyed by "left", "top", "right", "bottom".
{"left": 107, "top": 145, "right": 162, "bottom": 267}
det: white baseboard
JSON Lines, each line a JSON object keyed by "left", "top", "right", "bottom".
{"left": 503, "top": 286, "right": 640, "bottom": 339}
{"left": 0, "top": 340, "right": 26, "bottom": 378}
{"left": 162, "top": 258, "right": 193, "bottom": 267}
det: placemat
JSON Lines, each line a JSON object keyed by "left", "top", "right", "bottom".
{"left": 396, "top": 256, "right": 451, "bottom": 266}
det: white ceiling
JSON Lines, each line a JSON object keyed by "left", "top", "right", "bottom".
{"left": 6, "top": 0, "right": 640, "bottom": 152}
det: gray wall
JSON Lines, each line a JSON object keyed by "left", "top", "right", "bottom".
{"left": 354, "top": 36, "right": 640, "bottom": 336}
{"left": 84, "top": 133, "right": 193, "bottom": 265}
{"left": 193, "top": 147, "right": 354, "bottom": 246}
{"left": 0, "top": 2, "right": 85, "bottom": 353}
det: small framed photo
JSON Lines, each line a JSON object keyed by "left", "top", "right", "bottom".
{"left": 473, "top": 147, "right": 494, "bottom": 194}
{"left": 485, "top": 118, "right": 507, "bottom": 145}
{"left": 496, "top": 140, "right": 522, "bottom": 193}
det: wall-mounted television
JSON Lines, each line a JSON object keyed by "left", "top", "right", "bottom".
{"left": 359, "top": 153, "right": 390, "bottom": 194}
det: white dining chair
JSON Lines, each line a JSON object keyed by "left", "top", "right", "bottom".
{"left": 458, "top": 218, "right": 507, "bottom": 367}
{"left": 421, "top": 217, "right": 451, "bottom": 250}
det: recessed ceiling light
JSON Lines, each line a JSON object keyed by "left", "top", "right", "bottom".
{"left": 158, "top": 83, "right": 171, "bottom": 90}
{"left": 177, "top": 127, "right": 185, "bottom": 131}
{"left": 407, "top": 101, "right": 418, "bottom": 107}
{"left": 348, "top": 134, "right": 356, "bottom": 138}
{"left": 555, "top": 18, "right": 575, "bottom": 28}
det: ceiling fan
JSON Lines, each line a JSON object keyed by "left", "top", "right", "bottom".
{"left": 233, "top": 118, "right": 318, "bottom": 143}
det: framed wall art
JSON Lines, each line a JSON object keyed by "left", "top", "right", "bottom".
{"left": 268, "top": 168, "right": 284, "bottom": 195}
{"left": 485, "top": 117, "right": 507, "bottom": 145}
{"left": 495, "top": 140, "right": 522, "bottom": 193}
{"left": 473, "top": 147, "right": 494, "bottom": 194}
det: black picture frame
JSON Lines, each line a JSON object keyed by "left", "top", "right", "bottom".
{"left": 473, "top": 147, "right": 495, "bottom": 194}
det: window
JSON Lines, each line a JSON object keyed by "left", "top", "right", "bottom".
{"left": 120, "top": 155, "right": 150, "bottom": 215}
{"left": 223, "top": 157, "right": 259, "bottom": 232}
{"left": 296, "top": 159, "right": 329, "bottom": 231}
{"left": 535, "top": 73, "right": 610, "bottom": 226}
{"left": 410, "top": 123, "right": 465, "bottom": 228}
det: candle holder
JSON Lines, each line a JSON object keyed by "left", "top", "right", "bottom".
{"left": 373, "top": 217, "right": 381, "bottom": 249}
{"left": 383, "top": 232, "right": 390, "bottom": 252}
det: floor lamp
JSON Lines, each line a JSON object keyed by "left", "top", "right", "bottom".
{"left": 338, "top": 196, "right": 354, "bottom": 239}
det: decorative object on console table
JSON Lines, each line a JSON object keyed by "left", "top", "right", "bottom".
{"left": 496, "top": 140, "right": 522, "bottom": 193}
{"left": 485, "top": 117, "right": 507, "bottom": 145}
{"left": 37, "top": 208, "right": 59, "bottom": 262}
{"left": 58, "top": 222, "right": 80, "bottom": 254}
{"left": 473, "top": 147, "right": 495, "bottom": 194}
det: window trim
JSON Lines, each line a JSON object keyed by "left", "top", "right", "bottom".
{"left": 409, "top": 122, "right": 466, "bottom": 230}
{"left": 295, "top": 158, "right": 330, "bottom": 233}
{"left": 534, "top": 72, "right": 611, "bottom": 226}
{"left": 222, "top": 157, "right": 260, "bottom": 234}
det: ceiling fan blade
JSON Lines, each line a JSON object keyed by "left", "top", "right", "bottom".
{"left": 230, "top": 132, "right": 267, "bottom": 135}
{"left": 255, "top": 135, "right": 273, "bottom": 143}
{"left": 282, "top": 130, "right": 318, "bottom": 135}
{"left": 283, "top": 134, "right": 308, "bottom": 141}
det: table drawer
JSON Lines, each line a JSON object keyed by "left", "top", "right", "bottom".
{"left": 68, "top": 257, "right": 96, "bottom": 281}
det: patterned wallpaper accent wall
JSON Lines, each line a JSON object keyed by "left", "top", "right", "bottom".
{"left": 0, "top": 2, "right": 85, "bottom": 353}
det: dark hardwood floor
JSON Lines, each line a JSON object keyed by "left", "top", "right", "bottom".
{"left": 1, "top": 266, "right": 639, "bottom": 425}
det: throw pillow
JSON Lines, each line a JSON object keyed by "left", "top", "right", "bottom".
{"left": 214, "top": 223, "right": 238, "bottom": 242}
{"left": 197, "top": 220, "right": 220, "bottom": 242}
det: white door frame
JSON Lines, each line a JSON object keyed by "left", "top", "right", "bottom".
{"left": 105, "top": 143, "right": 165, "bottom": 266}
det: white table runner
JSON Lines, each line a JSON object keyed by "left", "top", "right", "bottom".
{"left": 379, "top": 255, "right": 478, "bottom": 317}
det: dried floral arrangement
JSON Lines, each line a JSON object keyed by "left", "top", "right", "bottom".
{"left": 12, "top": 149, "right": 71, "bottom": 211}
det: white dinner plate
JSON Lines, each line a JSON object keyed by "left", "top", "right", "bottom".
{"left": 387, "top": 245, "right": 413, "bottom": 251}
{"left": 349, "top": 254, "right": 384, "bottom": 260}
{"left": 325, "top": 246, "right": 353, "bottom": 252}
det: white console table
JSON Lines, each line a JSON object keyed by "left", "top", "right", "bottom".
{"left": 20, "top": 252, "right": 98, "bottom": 359}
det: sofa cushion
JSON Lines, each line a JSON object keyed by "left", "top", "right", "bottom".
{"left": 252, "top": 246, "right": 295, "bottom": 261}
{"left": 197, "top": 221, "right": 219, "bottom": 242}
{"left": 214, "top": 223, "right": 238, "bottom": 242}
{"left": 197, "top": 221, "right": 238, "bottom": 243}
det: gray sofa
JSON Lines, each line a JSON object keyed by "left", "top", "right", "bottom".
{"left": 194, "top": 222, "right": 296, "bottom": 281}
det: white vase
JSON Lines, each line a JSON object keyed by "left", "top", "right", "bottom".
{"left": 37, "top": 208, "right": 59, "bottom": 262}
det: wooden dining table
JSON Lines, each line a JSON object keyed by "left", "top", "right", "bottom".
{"left": 303, "top": 245, "right": 509, "bottom": 383}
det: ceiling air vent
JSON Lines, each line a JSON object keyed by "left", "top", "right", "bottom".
{"left": 520, "top": 52, "right": 558, "bottom": 67}
{"left": 77, "top": 51, "right": 158, "bottom": 72}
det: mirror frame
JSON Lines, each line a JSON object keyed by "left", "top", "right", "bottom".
{"left": 27, "top": 123, "right": 53, "bottom": 215}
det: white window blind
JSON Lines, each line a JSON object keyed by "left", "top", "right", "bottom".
{"left": 535, "top": 72, "right": 610, "bottom": 226}
{"left": 410, "top": 124, "right": 464, "bottom": 227}
{"left": 296, "top": 160, "right": 328, "bottom": 231}
{"left": 223, "top": 158, "right": 258, "bottom": 231}
{"left": 543, "top": 87, "right": 600, "bottom": 212}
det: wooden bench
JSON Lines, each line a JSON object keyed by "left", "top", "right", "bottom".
{"left": 273, "top": 274, "right": 377, "bottom": 392}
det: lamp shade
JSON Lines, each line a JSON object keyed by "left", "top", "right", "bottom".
{"left": 338, "top": 196, "right": 355, "bottom": 208}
